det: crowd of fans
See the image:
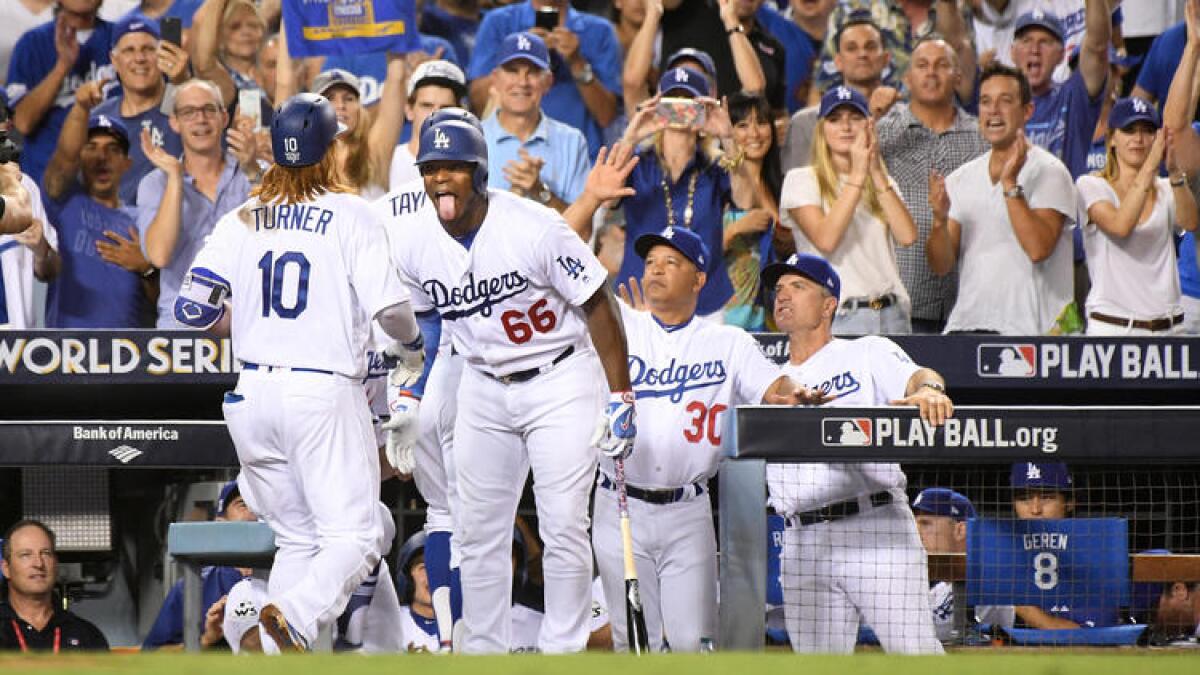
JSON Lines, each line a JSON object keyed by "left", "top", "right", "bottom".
{"left": 1, "top": 0, "right": 1198, "bottom": 336}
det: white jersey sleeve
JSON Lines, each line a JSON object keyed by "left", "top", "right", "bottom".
{"left": 186, "top": 208, "right": 241, "bottom": 288}
{"left": 347, "top": 206, "right": 410, "bottom": 321}
{"left": 864, "top": 335, "right": 920, "bottom": 401}
{"left": 527, "top": 212, "right": 607, "bottom": 308}
{"left": 732, "top": 330, "right": 782, "bottom": 405}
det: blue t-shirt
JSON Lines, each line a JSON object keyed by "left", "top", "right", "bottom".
{"left": 468, "top": 1, "right": 622, "bottom": 158}
{"left": 420, "top": 4, "right": 479, "bottom": 68}
{"left": 756, "top": 5, "right": 817, "bottom": 113}
{"left": 5, "top": 19, "right": 116, "bottom": 186}
{"left": 92, "top": 97, "right": 182, "bottom": 207}
{"left": 620, "top": 148, "right": 734, "bottom": 316}
{"left": 1025, "top": 69, "right": 1104, "bottom": 179}
{"left": 482, "top": 112, "right": 590, "bottom": 203}
{"left": 142, "top": 566, "right": 245, "bottom": 649}
{"left": 120, "top": 0, "right": 204, "bottom": 28}
{"left": 1134, "top": 22, "right": 1185, "bottom": 105}
{"left": 44, "top": 190, "right": 147, "bottom": 328}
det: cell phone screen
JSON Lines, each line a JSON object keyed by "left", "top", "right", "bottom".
{"left": 656, "top": 97, "right": 705, "bottom": 130}
{"left": 161, "top": 17, "right": 182, "bottom": 47}
{"left": 535, "top": 8, "right": 559, "bottom": 31}
{"left": 239, "top": 89, "right": 263, "bottom": 131}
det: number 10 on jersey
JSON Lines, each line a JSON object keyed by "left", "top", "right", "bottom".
{"left": 258, "top": 251, "right": 311, "bottom": 319}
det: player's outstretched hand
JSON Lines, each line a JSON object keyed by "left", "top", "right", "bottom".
{"left": 617, "top": 276, "right": 647, "bottom": 310}
{"left": 385, "top": 334, "right": 425, "bottom": 389}
{"left": 583, "top": 143, "right": 639, "bottom": 204}
{"left": 891, "top": 388, "right": 954, "bottom": 427}
{"left": 382, "top": 392, "right": 420, "bottom": 477}
{"left": 592, "top": 391, "right": 636, "bottom": 460}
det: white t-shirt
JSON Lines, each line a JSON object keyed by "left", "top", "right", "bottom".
{"left": 388, "top": 144, "right": 421, "bottom": 193}
{"left": 944, "top": 145, "right": 1076, "bottom": 335}
{"left": 0, "top": 1, "right": 54, "bottom": 86}
{"left": 609, "top": 303, "right": 779, "bottom": 488}
{"left": 1, "top": 174, "right": 59, "bottom": 328}
{"left": 1077, "top": 175, "right": 1182, "bottom": 320}
{"left": 766, "top": 336, "right": 918, "bottom": 515}
{"left": 390, "top": 189, "right": 607, "bottom": 377}
{"left": 781, "top": 167, "right": 911, "bottom": 312}
{"left": 187, "top": 192, "right": 409, "bottom": 378}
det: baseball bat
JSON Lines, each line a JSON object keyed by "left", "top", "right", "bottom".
{"left": 614, "top": 457, "right": 650, "bottom": 654}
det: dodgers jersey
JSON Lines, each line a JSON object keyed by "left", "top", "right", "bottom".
{"left": 767, "top": 336, "right": 918, "bottom": 515}
{"left": 391, "top": 189, "right": 607, "bottom": 377}
{"left": 607, "top": 303, "right": 779, "bottom": 488}
{"left": 186, "top": 192, "right": 409, "bottom": 379}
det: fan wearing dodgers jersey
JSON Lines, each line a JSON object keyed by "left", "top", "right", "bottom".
{"left": 765, "top": 252, "right": 954, "bottom": 654}
{"left": 173, "top": 93, "right": 426, "bottom": 653}
{"left": 390, "top": 116, "right": 634, "bottom": 654}
{"left": 595, "top": 226, "right": 806, "bottom": 652}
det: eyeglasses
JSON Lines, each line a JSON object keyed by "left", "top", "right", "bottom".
{"left": 175, "top": 104, "right": 222, "bottom": 121}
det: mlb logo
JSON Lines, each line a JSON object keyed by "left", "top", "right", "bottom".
{"left": 977, "top": 343, "right": 1037, "bottom": 378}
{"left": 821, "top": 418, "right": 872, "bottom": 447}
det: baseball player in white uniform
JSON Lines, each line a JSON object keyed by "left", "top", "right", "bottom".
{"left": 764, "top": 253, "right": 953, "bottom": 654}
{"left": 390, "top": 117, "right": 635, "bottom": 654}
{"left": 174, "top": 93, "right": 425, "bottom": 653}
{"left": 593, "top": 227, "right": 801, "bottom": 652}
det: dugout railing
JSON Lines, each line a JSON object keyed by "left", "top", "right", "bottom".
{"left": 719, "top": 405, "right": 1200, "bottom": 651}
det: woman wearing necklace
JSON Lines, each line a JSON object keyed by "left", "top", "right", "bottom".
{"left": 617, "top": 66, "right": 741, "bottom": 319}
{"left": 781, "top": 85, "right": 916, "bottom": 335}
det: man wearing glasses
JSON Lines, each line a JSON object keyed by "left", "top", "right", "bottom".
{"left": 136, "top": 78, "right": 252, "bottom": 327}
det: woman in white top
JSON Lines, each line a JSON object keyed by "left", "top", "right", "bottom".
{"left": 1076, "top": 27, "right": 1200, "bottom": 337}
{"left": 781, "top": 86, "right": 917, "bottom": 335}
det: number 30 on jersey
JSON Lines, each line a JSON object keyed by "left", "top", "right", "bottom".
{"left": 684, "top": 402, "right": 727, "bottom": 445}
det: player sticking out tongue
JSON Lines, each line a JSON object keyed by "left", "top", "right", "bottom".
{"left": 415, "top": 120, "right": 491, "bottom": 235}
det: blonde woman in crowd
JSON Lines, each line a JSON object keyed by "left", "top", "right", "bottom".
{"left": 781, "top": 85, "right": 916, "bottom": 335}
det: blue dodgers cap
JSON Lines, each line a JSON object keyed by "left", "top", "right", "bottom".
{"left": 1011, "top": 462, "right": 1073, "bottom": 490}
{"left": 112, "top": 13, "right": 161, "bottom": 48}
{"left": 1108, "top": 96, "right": 1161, "bottom": 131}
{"left": 818, "top": 85, "right": 869, "bottom": 119}
{"left": 761, "top": 252, "right": 841, "bottom": 301}
{"left": 497, "top": 31, "right": 551, "bottom": 71}
{"left": 658, "top": 66, "right": 710, "bottom": 99}
{"left": 87, "top": 113, "right": 131, "bottom": 152}
{"left": 912, "top": 488, "right": 977, "bottom": 521}
{"left": 216, "top": 480, "right": 240, "bottom": 516}
{"left": 665, "top": 48, "right": 717, "bottom": 81}
{"left": 1014, "top": 10, "right": 1065, "bottom": 43}
{"left": 634, "top": 226, "right": 709, "bottom": 270}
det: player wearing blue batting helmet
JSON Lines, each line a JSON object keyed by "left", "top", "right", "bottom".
{"left": 416, "top": 119, "right": 489, "bottom": 194}
{"left": 271, "top": 93, "right": 344, "bottom": 168}
{"left": 419, "top": 106, "right": 483, "bottom": 138}
{"left": 394, "top": 530, "right": 428, "bottom": 605}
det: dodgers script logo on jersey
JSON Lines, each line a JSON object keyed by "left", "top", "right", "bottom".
{"left": 629, "top": 355, "right": 728, "bottom": 403}
{"left": 808, "top": 370, "right": 861, "bottom": 398}
{"left": 422, "top": 272, "right": 531, "bottom": 319}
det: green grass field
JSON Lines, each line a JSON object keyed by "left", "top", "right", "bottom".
{"left": 2, "top": 652, "right": 1199, "bottom": 675}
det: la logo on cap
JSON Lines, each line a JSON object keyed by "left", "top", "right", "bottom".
{"left": 1133, "top": 98, "right": 1147, "bottom": 113}
{"left": 97, "top": 115, "right": 111, "bottom": 127}
{"left": 663, "top": 227, "right": 675, "bottom": 239}
{"left": 517, "top": 34, "right": 531, "bottom": 51}
{"left": 433, "top": 128, "right": 451, "bottom": 149}
{"left": 836, "top": 87, "right": 852, "bottom": 100}
{"left": 1026, "top": 463, "right": 1041, "bottom": 480}
{"left": 675, "top": 68, "right": 688, "bottom": 82}
{"left": 1032, "top": 9, "right": 1044, "bottom": 19}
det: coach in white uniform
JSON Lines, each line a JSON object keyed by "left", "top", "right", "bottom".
{"left": 593, "top": 226, "right": 799, "bottom": 652}
{"left": 765, "top": 252, "right": 953, "bottom": 654}
{"left": 175, "top": 93, "right": 425, "bottom": 652}
{"left": 392, "top": 117, "right": 635, "bottom": 654}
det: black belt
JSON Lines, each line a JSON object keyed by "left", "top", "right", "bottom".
{"left": 484, "top": 346, "right": 574, "bottom": 385}
{"left": 598, "top": 473, "right": 705, "bottom": 505}
{"left": 1089, "top": 311, "right": 1184, "bottom": 332}
{"left": 841, "top": 294, "right": 895, "bottom": 311}
{"left": 786, "top": 491, "right": 894, "bottom": 527}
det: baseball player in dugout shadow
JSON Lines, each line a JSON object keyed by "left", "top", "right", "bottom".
{"left": 596, "top": 227, "right": 809, "bottom": 652}
{"left": 174, "top": 93, "right": 425, "bottom": 653}
{"left": 765, "top": 252, "right": 953, "bottom": 654}
{"left": 391, "top": 117, "right": 633, "bottom": 653}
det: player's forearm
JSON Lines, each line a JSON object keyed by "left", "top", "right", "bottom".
{"left": 377, "top": 300, "right": 421, "bottom": 345}
{"left": 583, "top": 285, "right": 632, "bottom": 392}
{"left": 143, "top": 177, "right": 185, "bottom": 268}
{"left": 904, "top": 368, "right": 945, "bottom": 397}
{"left": 12, "top": 62, "right": 72, "bottom": 135}
{"left": 562, "top": 193, "right": 600, "bottom": 240}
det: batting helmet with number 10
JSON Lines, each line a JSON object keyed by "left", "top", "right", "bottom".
{"left": 271, "top": 93, "right": 344, "bottom": 168}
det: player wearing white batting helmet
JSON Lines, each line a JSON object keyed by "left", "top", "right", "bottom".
{"left": 594, "top": 227, "right": 807, "bottom": 652}
{"left": 765, "top": 252, "right": 952, "bottom": 654}
{"left": 387, "top": 115, "right": 634, "bottom": 654}
{"left": 174, "top": 93, "right": 425, "bottom": 653}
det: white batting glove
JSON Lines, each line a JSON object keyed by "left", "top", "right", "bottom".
{"left": 385, "top": 334, "right": 425, "bottom": 389}
{"left": 382, "top": 392, "right": 419, "bottom": 475}
{"left": 592, "top": 391, "right": 636, "bottom": 460}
